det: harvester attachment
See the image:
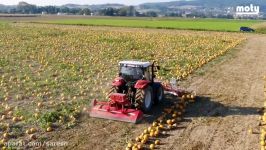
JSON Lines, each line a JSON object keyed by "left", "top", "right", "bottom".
{"left": 89, "top": 93, "right": 143, "bottom": 123}
{"left": 162, "top": 78, "right": 196, "bottom": 101}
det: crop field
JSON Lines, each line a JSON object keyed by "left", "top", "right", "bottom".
{"left": 0, "top": 22, "right": 247, "bottom": 149}
{"left": 253, "top": 22, "right": 266, "bottom": 34}
{"left": 39, "top": 18, "right": 261, "bottom": 32}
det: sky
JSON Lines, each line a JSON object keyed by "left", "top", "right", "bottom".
{"left": 0, "top": 0, "right": 173, "bottom": 6}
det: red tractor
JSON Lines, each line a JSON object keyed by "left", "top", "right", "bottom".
{"left": 90, "top": 60, "right": 164, "bottom": 123}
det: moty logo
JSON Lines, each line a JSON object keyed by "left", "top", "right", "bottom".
{"left": 236, "top": 4, "right": 260, "bottom": 15}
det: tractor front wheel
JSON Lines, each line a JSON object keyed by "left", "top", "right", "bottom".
{"left": 135, "top": 86, "right": 153, "bottom": 113}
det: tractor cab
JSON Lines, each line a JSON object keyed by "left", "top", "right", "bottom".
{"left": 90, "top": 60, "right": 165, "bottom": 123}
{"left": 119, "top": 61, "right": 153, "bottom": 82}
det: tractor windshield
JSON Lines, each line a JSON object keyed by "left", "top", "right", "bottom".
{"left": 120, "top": 66, "right": 143, "bottom": 81}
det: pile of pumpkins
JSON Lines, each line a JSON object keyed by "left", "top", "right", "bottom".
{"left": 126, "top": 93, "right": 196, "bottom": 150}
{"left": 260, "top": 76, "right": 266, "bottom": 150}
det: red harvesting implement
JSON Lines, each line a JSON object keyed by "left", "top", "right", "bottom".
{"left": 90, "top": 94, "right": 144, "bottom": 123}
{"left": 89, "top": 60, "right": 189, "bottom": 123}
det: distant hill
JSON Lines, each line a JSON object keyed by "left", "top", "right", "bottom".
{"left": 89, "top": 4, "right": 125, "bottom": 11}
{"left": 0, "top": 3, "right": 125, "bottom": 11}
{"left": 140, "top": 0, "right": 266, "bottom": 7}
{"left": 62, "top": 4, "right": 89, "bottom": 9}
{"left": 0, "top": 4, "right": 16, "bottom": 13}
{"left": 62, "top": 3, "right": 125, "bottom": 11}
{"left": 139, "top": 0, "right": 266, "bottom": 12}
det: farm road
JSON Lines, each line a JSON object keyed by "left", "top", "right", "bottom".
{"left": 160, "top": 35, "right": 266, "bottom": 150}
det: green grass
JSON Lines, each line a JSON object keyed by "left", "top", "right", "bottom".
{"left": 44, "top": 18, "right": 262, "bottom": 32}
{"left": 0, "top": 20, "right": 9, "bottom": 23}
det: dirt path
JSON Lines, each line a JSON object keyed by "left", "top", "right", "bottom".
{"left": 160, "top": 35, "right": 266, "bottom": 150}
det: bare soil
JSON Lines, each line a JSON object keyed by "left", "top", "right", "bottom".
{"left": 160, "top": 35, "right": 266, "bottom": 150}
{"left": 45, "top": 34, "right": 266, "bottom": 150}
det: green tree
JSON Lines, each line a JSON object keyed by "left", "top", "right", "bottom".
{"left": 17, "top": 1, "right": 37, "bottom": 14}
{"left": 79, "top": 8, "right": 91, "bottom": 15}
{"left": 128, "top": 6, "right": 136, "bottom": 16}
{"left": 117, "top": 7, "right": 127, "bottom": 16}
{"left": 146, "top": 11, "right": 158, "bottom": 17}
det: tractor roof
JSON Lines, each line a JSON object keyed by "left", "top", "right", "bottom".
{"left": 119, "top": 60, "right": 151, "bottom": 68}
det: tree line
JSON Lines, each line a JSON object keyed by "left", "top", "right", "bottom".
{"left": 0, "top": 2, "right": 158, "bottom": 17}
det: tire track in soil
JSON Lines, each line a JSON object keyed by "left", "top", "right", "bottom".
{"left": 161, "top": 35, "right": 266, "bottom": 150}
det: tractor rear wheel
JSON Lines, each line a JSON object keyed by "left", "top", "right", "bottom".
{"left": 135, "top": 86, "right": 153, "bottom": 113}
{"left": 154, "top": 84, "right": 164, "bottom": 104}
{"left": 107, "top": 86, "right": 119, "bottom": 99}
